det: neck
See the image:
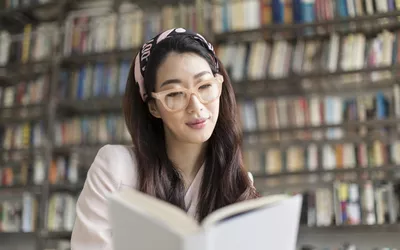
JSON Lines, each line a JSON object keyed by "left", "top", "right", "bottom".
{"left": 166, "top": 138, "right": 207, "bottom": 189}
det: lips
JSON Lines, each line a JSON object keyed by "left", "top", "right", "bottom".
{"left": 186, "top": 118, "right": 208, "bottom": 129}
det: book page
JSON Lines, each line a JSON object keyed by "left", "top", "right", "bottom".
{"left": 204, "top": 195, "right": 302, "bottom": 250}
{"left": 201, "top": 194, "right": 289, "bottom": 227}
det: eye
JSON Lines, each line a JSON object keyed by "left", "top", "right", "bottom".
{"left": 199, "top": 84, "right": 212, "bottom": 90}
{"left": 167, "top": 91, "right": 185, "bottom": 97}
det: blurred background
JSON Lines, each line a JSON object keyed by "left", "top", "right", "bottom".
{"left": 0, "top": 0, "right": 400, "bottom": 249}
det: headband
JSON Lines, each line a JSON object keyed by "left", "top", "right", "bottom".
{"left": 134, "top": 28, "right": 219, "bottom": 102}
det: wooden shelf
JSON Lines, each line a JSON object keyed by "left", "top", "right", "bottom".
{"left": 244, "top": 133, "right": 400, "bottom": 149}
{"left": 40, "top": 231, "right": 71, "bottom": 239}
{"left": 0, "top": 231, "right": 37, "bottom": 237}
{"left": 253, "top": 164, "right": 400, "bottom": 179}
{"left": 57, "top": 96, "right": 122, "bottom": 114}
{"left": 0, "top": 185, "right": 41, "bottom": 193}
{"left": 0, "top": 103, "right": 47, "bottom": 124}
{"left": 49, "top": 182, "right": 84, "bottom": 193}
{"left": 299, "top": 223, "right": 400, "bottom": 234}
{"left": 214, "top": 10, "right": 400, "bottom": 42}
{"left": 243, "top": 118, "right": 400, "bottom": 135}
{"left": 61, "top": 48, "right": 137, "bottom": 66}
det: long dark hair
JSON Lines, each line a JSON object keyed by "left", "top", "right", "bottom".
{"left": 123, "top": 34, "right": 260, "bottom": 222}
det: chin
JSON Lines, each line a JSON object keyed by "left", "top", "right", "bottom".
{"left": 181, "top": 128, "right": 214, "bottom": 144}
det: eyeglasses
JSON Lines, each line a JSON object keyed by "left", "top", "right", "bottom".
{"left": 151, "top": 74, "right": 224, "bottom": 112}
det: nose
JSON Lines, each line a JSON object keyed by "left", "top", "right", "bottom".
{"left": 186, "top": 93, "right": 204, "bottom": 113}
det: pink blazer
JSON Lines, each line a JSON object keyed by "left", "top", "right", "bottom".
{"left": 70, "top": 144, "right": 253, "bottom": 250}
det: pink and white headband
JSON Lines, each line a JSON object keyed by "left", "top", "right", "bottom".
{"left": 134, "top": 28, "right": 219, "bottom": 101}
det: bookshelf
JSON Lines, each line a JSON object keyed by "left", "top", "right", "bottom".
{"left": 0, "top": 0, "right": 400, "bottom": 249}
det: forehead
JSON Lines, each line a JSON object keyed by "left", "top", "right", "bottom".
{"left": 156, "top": 52, "right": 212, "bottom": 86}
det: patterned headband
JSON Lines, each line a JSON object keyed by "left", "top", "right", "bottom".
{"left": 134, "top": 28, "right": 219, "bottom": 102}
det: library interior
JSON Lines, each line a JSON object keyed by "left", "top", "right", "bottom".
{"left": 1, "top": 0, "right": 400, "bottom": 249}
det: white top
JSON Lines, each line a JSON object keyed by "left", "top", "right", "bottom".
{"left": 70, "top": 144, "right": 253, "bottom": 250}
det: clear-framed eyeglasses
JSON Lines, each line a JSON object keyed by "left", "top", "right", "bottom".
{"left": 151, "top": 74, "right": 224, "bottom": 112}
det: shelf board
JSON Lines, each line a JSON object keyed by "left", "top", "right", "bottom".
{"left": 0, "top": 59, "right": 52, "bottom": 73}
{"left": 235, "top": 77, "right": 397, "bottom": 98}
{"left": 253, "top": 164, "right": 400, "bottom": 179}
{"left": 214, "top": 11, "right": 400, "bottom": 42}
{"left": 61, "top": 48, "right": 137, "bottom": 66}
{"left": 40, "top": 230, "right": 71, "bottom": 239}
{"left": 116, "top": 0, "right": 195, "bottom": 8}
{"left": 0, "top": 103, "right": 47, "bottom": 124}
{"left": 243, "top": 118, "right": 400, "bottom": 135}
{"left": 0, "top": 0, "right": 67, "bottom": 23}
{"left": 0, "top": 185, "right": 41, "bottom": 193}
{"left": 299, "top": 224, "right": 400, "bottom": 234}
{"left": 57, "top": 96, "right": 123, "bottom": 114}
{"left": 244, "top": 133, "right": 400, "bottom": 149}
{"left": 0, "top": 146, "right": 46, "bottom": 155}
{"left": 49, "top": 182, "right": 84, "bottom": 193}
{"left": 0, "top": 231, "right": 37, "bottom": 237}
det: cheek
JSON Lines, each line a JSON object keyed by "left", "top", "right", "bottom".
{"left": 157, "top": 104, "right": 183, "bottom": 127}
{"left": 207, "top": 100, "right": 220, "bottom": 121}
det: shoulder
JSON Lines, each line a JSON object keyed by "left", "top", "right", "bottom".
{"left": 90, "top": 144, "right": 138, "bottom": 189}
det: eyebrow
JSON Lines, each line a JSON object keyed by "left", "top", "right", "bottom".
{"left": 160, "top": 71, "right": 212, "bottom": 88}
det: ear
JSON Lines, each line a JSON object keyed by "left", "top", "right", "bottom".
{"left": 148, "top": 101, "right": 161, "bottom": 118}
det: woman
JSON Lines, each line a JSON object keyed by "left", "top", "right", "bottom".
{"left": 70, "top": 28, "right": 260, "bottom": 249}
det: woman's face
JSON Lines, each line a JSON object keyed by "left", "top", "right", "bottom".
{"left": 150, "top": 52, "right": 221, "bottom": 145}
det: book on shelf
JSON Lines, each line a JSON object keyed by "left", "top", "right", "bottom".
{"left": 239, "top": 87, "right": 400, "bottom": 175}
{"left": 0, "top": 157, "right": 46, "bottom": 186}
{"left": 59, "top": 60, "right": 130, "bottom": 100}
{"left": 0, "top": 23, "right": 58, "bottom": 67}
{"left": 54, "top": 115, "right": 130, "bottom": 147}
{"left": 62, "top": 3, "right": 207, "bottom": 57}
{"left": 212, "top": 0, "right": 400, "bottom": 34}
{"left": 0, "top": 74, "right": 50, "bottom": 108}
{"left": 109, "top": 189, "right": 302, "bottom": 250}
{"left": 217, "top": 30, "right": 398, "bottom": 83}
{"left": 0, "top": 193, "right": 38, "bottom": 233}
{"left": 47, "top": 193, "right": 77, "bottom": 232}
{"left": 0, "top": 121, "right": 45, "bottom": 151}
{"left": 300, "top": 180, "right": 400, "bottom": 227}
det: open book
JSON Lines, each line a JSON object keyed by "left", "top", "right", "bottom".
{"left": 109, "top": 189, "right": 302, "bottom": 250}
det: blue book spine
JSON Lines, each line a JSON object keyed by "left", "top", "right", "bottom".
{"left": 388, "top": 0, "right": 396, "bottom": 11}
{"left": 337, "top": 0, "right": 348, "bottom": 17}
{"left": 301, "top": 0, "right": 315, "bottom": 23}
{"left": 292, "top": 0, "right": 303, "bottom": 23}
{"left": 272, "top": 0, "right": 284, "bottom": 23}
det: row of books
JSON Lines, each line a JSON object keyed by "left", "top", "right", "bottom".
{"left": 238, "top": 90, "right": 394, "bottom": 135}
{"left": 54, "top": 115, "right": 130, "bottom": 147}
{"left": 218, "top": 30, "right": 397, "bottom": 82}
{"left": 0, "top": 75, "right": 50, "bottom": 108}
{"left": 0, "top": 162, "right": 39, "bottom": 187}
{"left": 0, "top": 0, "right": 52, "bottom": 9}
{"left": 47, "top": 193, "right": 76, "bottom": 232}
{"left": 212, "top": 0, "right": 400, "bottom": 33}
{"left": 0, "top": 193, "right": 38, "bottom": 232}
{"left": 0, "top": 122, "right": 45, "bottom": 150}
{"left": 0, "top": 23, "right": 58, "bottom": 66}
{"left": 301, "top": 181, "right": 399, "bottom": 227}
{"left": 49, "top": 153, "right": 83, "bottom": 185}
{"left": 244, "top": 140, "right": 400, "bottom": 174}
{"left": 59, "top": 61, "right": 130, "bottom": 100}
{"left": 63, "top": 4, "right": 204, "bottom": 56}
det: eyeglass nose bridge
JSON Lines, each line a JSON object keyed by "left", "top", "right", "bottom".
{"left": 184, "top": 87, "right": 205, "bottom": 108}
